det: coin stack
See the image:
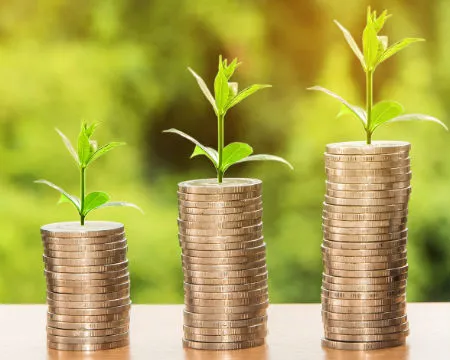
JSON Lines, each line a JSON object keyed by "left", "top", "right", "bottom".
{"left": 321, "top": 141, "right": 411, "bottom": 351}
{"left": 177, "top": 178, "right": 269, "bottom": 351}
{"left": 41, "top": 221, "right": 131, "bottom": 351}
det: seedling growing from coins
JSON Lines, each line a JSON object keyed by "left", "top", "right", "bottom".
{"left": 164, "top": 56, "right": 293, "bottom": 183}
{"left": 308, "top": 7, "right": 447, "bottom": 144}
{"left": 36, "top": 122, "right": 141, "bottom": 225}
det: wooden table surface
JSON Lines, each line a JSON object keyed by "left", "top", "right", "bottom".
{"left": 1, "top": 303, "right": 449, "bottom": 360}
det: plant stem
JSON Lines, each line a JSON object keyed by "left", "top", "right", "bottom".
{"left": 80, "top": 167, "right": 86, "bottom": 225}
{"left": 366, "top": 70, "right": 374, "bottom": 145}
{"left": 217, "top": 113, "right": 225, "bottom": 183}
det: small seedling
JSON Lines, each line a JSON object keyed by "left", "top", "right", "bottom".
{"left": 308, "top": 7, "right": 447, "bottom": 144}
{"left": 36, "top": 122, "right": 141, "bottom": 225}
{"left": 164, "top": 56, "right": 293, "bottom": 183}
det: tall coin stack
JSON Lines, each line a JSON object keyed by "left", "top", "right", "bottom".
{"left": 41, "top": 222, "right": 131, "bottom": 351}
{"left": 321, "top": 141, "right": 411, "bottom": 351}
{"left": 177, "top": 179, "right": 269, "bottom": 351}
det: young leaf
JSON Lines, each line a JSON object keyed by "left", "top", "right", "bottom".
{"left": 225, "top": 84, "right": 272, "bottom": 111}
{"left": 56, "top": 128, "right": 79, "bottom": 165}
{"left": 221, "top": 142, "right": 253, "bottom": 172}
{"left": 191, "top": 145, "right": 219, "bottom": 166}
{"left": 372, "top": 10, "right": 391, "bottom": 32}
{"left": 35, "top": 179, "right": 81, "bottom": 212}
{"left": 334, "top": 20, "right": 366, "bottom": 70}
{"left": 163, "top": 128, "right": 219, "bottom": 167}
{"left": 86, "top": 142, "right": 126, "bottom": 166}
{"left": 363, "top": 22, "right": 380, "bottom": 71}
{"left": 78, "top": 124, "right": 92, "bottom": 167}
{"left": 82, "top": 191, "right": 110, "bottom": 216}
{"left": 214, "top": 71, "right": 229, "bottom": 114}
{"left": 58, "top": 193, "right": 81, "bottom": 206}
{"left": 379, "top": 38, "right": 425, "bottom": 64}
{"left": 97, "top": 201, "right": 143, "bottom": 213}
{"left": 369, "top": 101, "right": 404, "bottom": 132}
{"left": 384, "top": 114, "right": 448, "bottom": 131}
{"left": 235, "top": 154, "right": 294, "bottom": 170}
{"left": 308, "top": 86, "right": 367, "bottom": 125}
{"left": 188, "top": 67, "right": 218, "bottom": 114}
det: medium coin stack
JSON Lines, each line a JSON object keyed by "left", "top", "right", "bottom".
{"left": 321, "top": 141, "right": 411, "bottom": 351}
{"left": 41, "top": 221, "right": 131, "bottom": 351}
{"left": 178, "top": 178, "right": 268, "bottom": 351}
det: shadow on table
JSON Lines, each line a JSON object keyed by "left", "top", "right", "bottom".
{"left": 47, "top": 346, "right": 131, "bottom": 360}
{"left": 184, "top": 344, "right": 268, "bottom": 360}
{"left": 322, "top": 345, "right": 409, "bottom": 360}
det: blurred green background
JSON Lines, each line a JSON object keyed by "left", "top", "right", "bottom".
{"left": 1, "top": 0, "right": 449, "bottom": 303}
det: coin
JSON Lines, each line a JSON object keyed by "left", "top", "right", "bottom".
{"left": 44, "top": 260, "right": 129, "bottom": 273}
{"left": 323, "top": 315, "right": 407, "bottom": 328}
{"left": 325, "top": 166, "right": 410, "bottom": 177}
{"left": 325, "top": 158, "right": 410, "bottom": 170}
{"left": 322, "top": 251, "right": 406, "bottom": 263}
{"left": 41, "top": 221, "right": 124, "bottom": 238}
{"left": 325, "top": 141, "right": 410, "bottom": 155}
{"left": 184, "top": 272, "right": 268, "bottom": 285}
{"left": 183, "top": 309, "right": 267, "bottom": 321}
{"left": 183, "top": 331, "right": 266, "bottom": 343}
{"left": 48, "top": 303, "right": 131, "bottom": 316}
{"left": 48, "top": 311, "right": 129, "bottom": 323}
{"left": 182, "top": 338, "right": 265, "bottom": 350}
{"left": 184, "top": 281, "right": 268, "bottom": 293}
{"left": 183, "top": 265, "right": 267, "bottom": 279}
{"left": 182, "top": 253, "right": 266, "bottom": 265}
{"left": 324, "top": 152, "right": 409, "bottom": 163}
{"left": 177, "top": 191, "right": 260, "bottom": 201}
{"left": 321, "top": 338, "right": 404, "bottom": 350}
{"left": 185, "top": 301, "right": 269, "bottom": 315}
{"left": 179, "top": 209, "right": 263, "bottom": 222}
{"left": 183, "top": 314, "right": 267, "bottom": 328}
{"left": 324, "top": 330, "right": 408, "bottom": 342}
{"left": 42, "top": 232, "right": 125, "bottom": 245}
{"left": 322, "top": 259, "right": 407, "bottom": 271}
{"left": 47, "top": 289, "right": 130, "bottom": 302}
{"left": 321, "top": 287, "right": 405, "bottom": 300}
{"left": 181, "top": 244, "right": 265, "bottom": 258}
{"left": 179, "top": 202, "right": 263, "bottom": 215}
{"left": 48, "top": 338, "right": 129, "bottom": 351}
{"left": 323, "top": 264, "right": 408, "bottom": 278}
{"left": 322, "top": 273, "right": 407, "bottom": 285}
{"left": 322, "top": 217, "right": 407, "bottom": 228}
{"left": 324, "top": 195, "right": 410, "bottom": 207}
{"left": 322, "top": 280, "right": 407, "bottom": 292}
{"left": 322, "top": 309, "right": 406, "bottom": 321}
{"left": 178, "top": 218, "right": 261, "bottom": 229}
{"left": 44, "top": 239, "right": 128, "bottom": 252}
{"left": 323, "top": 202, "right": 408, "bottom": 214}
{"left": 183, "top": 324, "right": 266, "bottom": 335}
{"left": 47, "top": 324, "right": 129, "bottom": 337}
{"left": 326, "top": 172, "right": 412, "bottom": 184}
{"left": 185, "top": 287, "right": 268, "bottom": 300}
{"left": 323, "top": 230, "right": 408, "bottom": 242}
{"left": 179, "top": 223, "right": 263, "bottom": 236}
{"left": 321, "top": 245, "right": 406, "bottom": 256}
{"left": 322, "top": 302, "right": 406, "bottom": 314}
{"left": 326, "top": 188, "right": 411, "bottom": 199}
{"left": 326, "top": 181, "right": 411, "bottom": 191}
{"left": 322, "top": 238, "right": 407, "bottom": 250}
{"left": 47, "top": 318, "right": 129, "bottom": 330}
{"left": 179, "top": 232, "right": 263, "bottom": 244}
{"left": 323, "top": 224, "right": 406, "bottom": 235}
{"left": 44, "top": 268, "right": 128, "bottom": 280}
{"left": 47, "top": 282, "right": 130, "bottom": 294}
{"left": 182, "top": 258, "right": 267, "bottom": 271}
{"left": 184, "top": 295, "right": 269, "bottom": 307}
{"left": 46, "top": 274, "right": 130, "bottom": 287}
{"left": 47, "top": 296, "right": 130, "bottom": 309}
{"left": 181, "top": 238, "right": 264, "bottom": 251}
{"left": 43, "top": 253, "right": 127, "bottom": 266}
{"left": 44, "top": 247, "right": 127, "bottom": 259}
{"left": 178, "top": 196, "right": 262, "bottom": 209}
{"left": 47, "top": 332, "right": 129, "bottom": 344}
{"left": 321, "top": 294, "right": 405, "bottom": 307}
{"left": 325, "top": 323, "right": 409, "bottom": 336}
{"left": 322, "top": 210, "right": 408, "bottom": 221}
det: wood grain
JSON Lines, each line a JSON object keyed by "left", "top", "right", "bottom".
{"left": 0, "top": 303, "right": 449, "bottom": 359}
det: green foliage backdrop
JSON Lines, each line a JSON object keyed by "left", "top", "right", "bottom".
{"left": 1, "top": 0, "right": 449, "bottom": 303}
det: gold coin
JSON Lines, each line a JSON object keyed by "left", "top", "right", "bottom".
{"left": 322, "top": 252, "right": 406, "bottom": 264}
{"left": 325, "top": 141, "right": 410, "bottom": 155}
{"left": 183, "top": 314, "right": 267, "bottom": 328}
{"left": 322, "top": 209, "right": 408, "bottom": 221}
{"left": 322, "top": 280, "right": 407, "bottom": 292}
{"left": 48, "top": 303, "right": 131, "bottom": 316}
{"left": 178, "top": 178, "right": 262, "bottom": 194}
{"left": 326, "top": 188, "right": 411, "bottom": 199}
{"left": 322, "top": 273, "right": 407, "bottom": 285}
{"left": 181, "top": 253, "right": 266, "bottom": 265}
{"left": 178, "top": 218, "right": 261, "bottom": 229}
{"left": 323, "top": 230, "right": 408, "bottom": 242}
{"left": 322, "top": 259, "right": 407, "bottom": 271}
{"left": 42, "top": 232, "right": 125, "bottom": 245}
{"left": 47, "top": 332, "right": 129, "bottom": 344}
{"left": 182, "top": 338, "right": 264, "bottom": 350}
{"left": 47, "top": 324, "right": 129, "bottom": 337}
{"left": 179, "top": 209, "right": 263, "bottom": 222}
{"left": 184, "top": 272, "right": 268, "bottom": 286}
{"left": 326, "top": 173, "right": 412, "bottom": 184}
{"left": 180, "top": 238, "right": 264, "bottom": 251}
{"left": 44, "top": 268, "right": 128, "bottom": 280}
{"left": 178, "top": 196, "right": 262, "bottom": 209}
{"left": 179, "top": 202, "right": 262, "bottom": 215}
{"left": 183, "top": 265, "right": 267, "bottom": 279}
{"left": 44, "top": 260, "right": 129, "bottom": 273}
{"left": 184, "top": 294, "right": 268, "bottom": 307}
{"left": 182, "top": 259, "right": 266, "bottom": 272}
{"left": 48, "top": 311, "right": 129, "bottom": 323}
{"left": 324, "top": 195, "right": 409, "bottom": 207}
{"left": 325, "top": 166, "right": 410, "bottom": 177}
{"left": 324, "top": 151, "right": 409, "bottom": 163}
{"left": 323, "top": 264, "right": 408, "bottom": 278}
{"left": 41, "top": 221, "right": 124, "bottom": 238}
{"left": 183, "top": 324, "right": 266, "bottom": 336}
{"left": 43, "top": 253, "right": 127, "bottom": 266}
{"left": 321, "top": 244, "right": 406, "bottom": 256}
{"left": 323, "top": 315, "right": 407, "bottom": 328}
{"left": 321, "top": 295, "right": 405, "bottom": 307}
{"left": 48, "top": 338, "right": 129, "bottom": 351}
{"left": 326, "top": 181, "right": 411, "bottom": 191}
{"left": 47, "top": 289, "right": 130, "bottom": 302}
{"left": 321, "top": 287, "right": 405, "bottom": 300}
{"left": 325, "top": 323, "right": 409, "bottom": 336}
{"left": 324, "top": 330, "right": 408, "bottom": 342}
{"left": 177, "top": 191, "right": 260, "bottom": 201}
{"left": 322, "top": 238, "right": 407, "bottom": 250}
{"left": 185, "top": 287, "right": 268, "bottom": 300}
{"left": 179, "top": 232, "right": 263, "bottom": 244}
{"left": 325, "top": 158, "right": 410, "bottom": 170}
{"left": 321, "top": 338, "right": 405, "bottom": 350}
{"left": 184, "top": 281, "right": 268, "bottom": 293}
{"left": 44, "top": 247, "right": 127, "bottom": 259}
{"left": 322, "top": 309, "right": 406, "bottom": 321}
{"left": 183, "top": 309, "right": 267, "bottom": 321}
{"left": 47, "top": 296, "right": 130, "bottom": 309}
{"left": 323, "top": 224, "right": 406, "bottom": 235}
{"left": 323, "top": 202, "right": 408, "bottom": 214}
{"left": 46, "top": 274, "right": 130, "bottom": 287}
{"left": 47, "top": 318, "right": 129, "bottom": 330}
{"left": 185, "top": 301, "right": 269, "bottom": 315}
{"left": 44, "top": 239, "right": 128, "bottom": 252}
{"left": 179, "top": 223, "right": 263, "bottom": 237}
{"left": 183, "top": 331, "right": 266, "bottom": 343}
{"left": 181, "top": 244, "right": 266, "bottom": 258}
{"left": 321, "top": 302, "right": 406, "bottom": 314}
{"left": 322, "top": 217, "right": 407, "bottom": 228}
{"left": 47, "top": 282, "right": 130, "bottom": 295}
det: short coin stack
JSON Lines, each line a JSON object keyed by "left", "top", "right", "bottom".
{"left": 178, "top": 178, "right": 268, "bottom": 350}
{"left": 321, "top": 141, "right": 411, "bottom": 351}
{"left": 41, "top": 221, "right": 131, "bottom": 351}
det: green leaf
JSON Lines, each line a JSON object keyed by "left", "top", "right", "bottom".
{"left": 369, "top": 101, "right": 404, "bottom": 132}
{"left": 384, "top": 114, "right": 448, "bottom": 131}
{"left": 334, "top": 20, "right": 366, "bottom": 70}
{"left": 363, "top": 21, "right": 379, "bottom": 71}
{"left": 82, "top": 191, "right": 110, "bottom": 216}
{"left": 97, "top": 201, "right": 143, "bottom": 213}
{"left": 214, "top": 70, "right": 229, "bottom": 114}
{"left": 235, "top": 154, "right": 294, "bottom": 170}
{"left": 372, "top": 10, "right": 391, "bottom": 32}
{"left": 35, "top": 179, "right": 81, "bottom": 212}
{"left": 308, "top": 86, "right": 367, "bottom": 127}
{"left": 163, "top": 128, "right": 218, "bottom": 168}
{"left": 379, "top": 38, "right": 425, "bottom": 64}
{"left": 55, "top": 128, "right": 79, "bottom": 165}
{"left": 87, "top": 142, "right": 126, "bottom": 166}
{"left": 188, "top": 67, "right": 218, "bottom": 114}
{"left": 191, "top": 145, "right": 219, "bottom": 165}
{"left": 221, "top": 142, "right": 253, "bottom": 172}
{"left": 58, "top": 193, "right": 81, "bottom": 206}
{"left": 225, "top": 84, "right": 271, "bottom": 111}
{"left": 77, "top": 123, "right": 93, "bottom": 167}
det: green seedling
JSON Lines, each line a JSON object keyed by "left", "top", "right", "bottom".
{"left": 308, "top": 7, "right": 447, "bottom": 144}
{"left": 164, "top": 56, "right": 293, "bottom": 183}
{"left": 36, "top": 122, "right": 141, "bottom": 225}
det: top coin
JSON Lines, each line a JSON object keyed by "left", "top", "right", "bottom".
{"left": 178, "top": 179, "right": 262, "bottom": 194}
{"left": 326, "top": 142, "right": 410, "bottom": 155}
{"left": 41, "top": 222, "right": 124, "bottom": 238}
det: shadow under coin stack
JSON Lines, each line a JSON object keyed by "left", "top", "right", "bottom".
{"left": 41, "top": 222, "right": 131, "bottom": 351}
{"left": 177, "top": 179, "right": 269, "bottom": 350}
{"left": 321, "top": 141, "right": 411, "bottom": 351}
